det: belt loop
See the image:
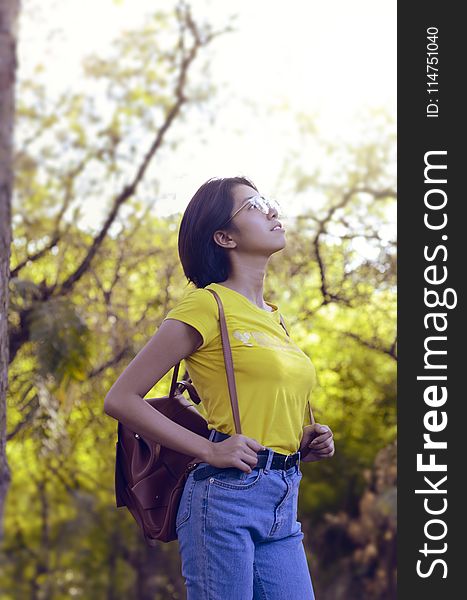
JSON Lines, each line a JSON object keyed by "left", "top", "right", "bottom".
{"left": 208, "top": 429, "right": 217, "bottom": 442}
{"left": 263, "top": 448, "right": 274, "bottom": 474}
{"left": 296, "top": 450, "right": 301, "bottom": 474}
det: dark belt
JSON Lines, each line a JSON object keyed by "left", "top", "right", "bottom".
{"left": 192, "top": 429, "right": 300, "bottom": 482}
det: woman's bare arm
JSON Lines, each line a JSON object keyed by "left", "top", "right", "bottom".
{"left": 104, "top": 317, "right": 265, "bottom": 472}
{"left": 103, "top": 318, "right": 214, "bottom": 462}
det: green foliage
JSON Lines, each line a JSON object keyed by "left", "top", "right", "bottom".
{"left": 4, "top": 3, "right": 395, "bottom": 598}
{"left": 6, "top": 165, "right": 395, "bottom": 598}
{"left": 26, "top": 297, "right": 92, "bottom": 383}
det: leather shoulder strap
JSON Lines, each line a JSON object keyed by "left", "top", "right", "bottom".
{"left": 206, "top": 288, "right": 242, "bottom": 434}
{"left": 167, "top": 287, "right": 242, "bottom": 433}
{"left": 279, "top": 313, "right": 289, "bottom": 336}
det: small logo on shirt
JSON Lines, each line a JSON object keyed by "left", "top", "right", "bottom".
{"left": 232, "top": 329, "right": 303, "bottom": 354}
{"left": 233, "top": 331, "right": 254, "bottom": 346}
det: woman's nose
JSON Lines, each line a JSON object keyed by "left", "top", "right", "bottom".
{"left": 268, "top": 205, "right": 278, "bottom": 219}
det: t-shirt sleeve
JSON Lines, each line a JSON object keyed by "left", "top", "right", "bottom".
{"left": 162, "top": 287, "right": 219, "bottom": 351}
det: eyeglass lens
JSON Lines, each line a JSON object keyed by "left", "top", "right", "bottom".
{"left": 257, "top": 196, "right": 283, "bottom": 217}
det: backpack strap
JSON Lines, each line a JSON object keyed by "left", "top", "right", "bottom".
{"left": 167, "top": 288, "right": 243, "bottom": 434}
{"left": 279, "top": 313, "right": 289, "bottom": 336}
{"left": 207, "top": 289, "right": 242, "bottom": 434}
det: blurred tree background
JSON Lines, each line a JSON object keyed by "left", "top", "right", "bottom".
{"left": 1, "top": 0, "right": 396, "bottom": 598}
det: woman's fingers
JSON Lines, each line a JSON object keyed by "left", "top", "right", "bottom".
{"left": 302, "top": 423, "right": 336, "bottom": 461}
{"left": 307, "top": 445, "right": 335, "bottom": 458}
{"left": 308, "top": 431, "right": 333, "bottom": 449}
{"left": 317, "top": 445, "right": 335, "bottom": 456}
{"left": 308, "top": 440, "right": 332, "bottom": 451}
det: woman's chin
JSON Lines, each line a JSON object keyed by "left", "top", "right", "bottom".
{"left": 269, "top": 238, "right": 287, "bottom": 254}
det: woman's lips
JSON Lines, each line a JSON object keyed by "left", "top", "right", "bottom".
{"left": 271, "top": 221, "right": 284, "bottom": 231}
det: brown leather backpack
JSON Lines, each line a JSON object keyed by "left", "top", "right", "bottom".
{"left": 114, "top": 288, "right": 311, "bottom": 544}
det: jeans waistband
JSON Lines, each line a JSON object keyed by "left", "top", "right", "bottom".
{"left": 192, "top": 429, "right": 301, "bottom": 481}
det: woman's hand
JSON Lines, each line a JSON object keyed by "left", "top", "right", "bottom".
{"left": 298, "top": 423, "right": 335, "bottom": 463}
{"left": 206, "top": 434, "right": 266, "bottom": 473}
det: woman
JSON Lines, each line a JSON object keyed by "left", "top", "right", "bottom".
{"left": 104, "top": 176, "right": 335, "bottom": 599}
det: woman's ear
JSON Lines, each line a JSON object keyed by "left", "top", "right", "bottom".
{"left": 213, "top": 229, "right": 237, "bottom": 249}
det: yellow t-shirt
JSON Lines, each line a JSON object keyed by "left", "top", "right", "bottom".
{"left": 163, "top": 282, "right": 317, "bottom": 455}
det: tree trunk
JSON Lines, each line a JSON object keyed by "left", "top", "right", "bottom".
{"left": 0, "top": 0, "right": 20, "bottom": 541}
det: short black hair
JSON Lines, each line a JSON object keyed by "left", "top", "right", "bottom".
{"left": 178, "top": 176, "right": 258, "bottom": 288}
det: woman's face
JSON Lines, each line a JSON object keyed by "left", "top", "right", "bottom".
{"left": 218, "top": 184, "right": 286, "bottom": 255}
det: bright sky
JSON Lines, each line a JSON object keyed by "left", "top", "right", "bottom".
{"left": 18, "top": 0, "right": 396, "bottom": 230}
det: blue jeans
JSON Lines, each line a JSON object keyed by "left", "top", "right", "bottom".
{"left": 176, "top": 429, "right": 316, "bottom": 599}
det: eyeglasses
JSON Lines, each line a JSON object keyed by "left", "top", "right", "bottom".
{"left": 223, "top": 194, "right": 283, "bottom": 226}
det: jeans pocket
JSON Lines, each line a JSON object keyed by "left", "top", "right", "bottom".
{"left": 175, "top": 473, "right": 196, "bottom": 530}
{"left": 210, "top": 467, "right": 264, "bottom": 490}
